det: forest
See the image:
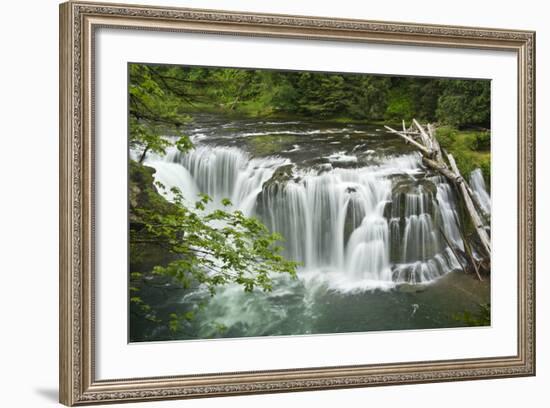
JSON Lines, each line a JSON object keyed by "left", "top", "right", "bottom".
{"left": 130, "top": 64, "right": 490, "bottom": 126}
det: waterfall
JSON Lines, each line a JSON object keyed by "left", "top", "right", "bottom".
{"left": 257, "top": 166, "right": 392, "bottom": 280}
{"left": 143, "top": 143, "right": 469, "bottom": 288}
{"left": 470, "top": 168, "right": 491, "bottom": 214}
{"left": 146, "top": 146, "right": 288, "bottom": 214}
{"left": 435, "top": 178, "right": 464, "bottom": 250}
{"left": 389, "top": 177, "right": 462, "bottom": 284}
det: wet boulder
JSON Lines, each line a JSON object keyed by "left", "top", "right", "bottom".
{"left": 261, "top": 164, "right": 296, "bottom": 192}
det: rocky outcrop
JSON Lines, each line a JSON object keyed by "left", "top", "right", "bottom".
{"left": 261, "top": 164, "right": 298, "bottom": 194}
{"left": 129, "top": 160, "right": 179, "bottom": 273}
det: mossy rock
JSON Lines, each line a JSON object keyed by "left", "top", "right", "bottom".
{"left": 129, "top": 160, "right": 180, "bottom": 272}
{"left": 129, "top": 160, "right": 175, "bottom": 222}
{"left": 261, "top": 164, "right": 296, "bottom": 192}
{"left": 245, "top": 134, "right": 298, "bottom": 157}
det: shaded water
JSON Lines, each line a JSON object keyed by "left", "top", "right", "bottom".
{"left": 131, "top": 114, "right": 490, "bottom": 342}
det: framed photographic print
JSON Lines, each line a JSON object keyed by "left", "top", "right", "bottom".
{"left": 59, "top": 1, "right": 536, "bottom": 405}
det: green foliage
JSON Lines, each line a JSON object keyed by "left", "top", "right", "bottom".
{"left": 383, "top": 78, "right": 489, "bottom": 128}
{"left": 129, "top": 64, "right": 193, "bottom": 161}
{"left": 129, "top": 63, "right": 490, "bottom": 129}
{"left": 451, "top": 150, "right": 477, "bottom": 182}
{"left": 129, "top": 164, "right": 299, "bottom": 327}
{"left": 384, "top": 78, "right": 440, "bottom": 122}
{"left": 434, "top": 125, "right": 455, "bottom": 149}
{"left": 130, "top": 161, "right": 299, "bottom": 330}
{"left": 453, "top": 303, "right": 491, "bottom": 326}
{"left": 243, "top": 71, "right": 391, "bottom": 120}
{"left": 138, "top": 183, "right": 298, "bottom": 294}
{"left": 435, "top": 80, "right": 491, "bottom": 128}
{"left": 342, "top": 75, "right": 391, "bottom": 120}
{"left": 473, "top": 131, "right": 491, "bottom": 151}
{"left": 435, "top": 126, "right": 491, "bottom": 187}
{"left": 385, "top": 91, "right": 415, "bottom": 121}
{"left": 168, "top": 311, "right": 195, "bottom": 333}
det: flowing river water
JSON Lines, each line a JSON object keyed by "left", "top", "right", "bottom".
{"left": 131, "top": 114, "right": 490, "bottom": 342}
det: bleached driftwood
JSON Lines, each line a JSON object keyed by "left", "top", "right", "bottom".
{"left": 384, "top": 125, "right": 433, "bottom": 157}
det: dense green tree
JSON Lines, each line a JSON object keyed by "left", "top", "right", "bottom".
{"left": 131, "top": 64, "right": 490, "bottom": 129}
{"left": 436, "top": 80, "right": 491, "bottom": 128}
{"left": 385, "top": 78, "right": 442, "bottom": 122}
{"left": 343, "top": 75, "right": 391, "bottom": 119}
{"left": 267, "top": 72, "right": 390, "bottom": 119}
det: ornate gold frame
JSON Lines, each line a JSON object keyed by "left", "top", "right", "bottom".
{"left": 59, "top": 1, "right": 536, "bottom": 405}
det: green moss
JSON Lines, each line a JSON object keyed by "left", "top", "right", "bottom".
{"left": 245, "top": 134, "right": 298, "bottom": 157}
{"left": 453, "top": 303, "right": 490, "bottom": 326}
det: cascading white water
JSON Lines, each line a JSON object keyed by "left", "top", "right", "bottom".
{"left": 146, "top": 146, "right": 289, "bottom": 214}
{"left": 141, "top": 160, "right": 199, "bottom": 203}
{"left": 435, "top": 178, "right": 464, "bottom": 250}
{"left": 257, "top": 166, "right": 393, "bottom": 281}
{"left": 470, "top": 168, "right": 491, "bottom": 215}
{"left": 144, "top": 143, "right": 468, "bottom": 289}
{"left": 389, "top": 177, "right": 463, "bottom": 284}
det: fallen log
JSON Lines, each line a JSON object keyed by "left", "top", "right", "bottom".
{"left": 384, "top": 125, "right": 433, "bottom": 157}
{"left": 422, "top": 157, "right": 462, "bottom": 181}
{"left": 427, "top": 123, "right": 444, "bottom": 163}
{"left": 413, "top": 118, "right": 433, "bottom": 151}
{"left": 447, "top": 153, "right": 491, "bottom": 258}
{"left": 424, "top": 155, "right": 490, "bottom": 219}
{"left": 387, "top": 118, "right": 491, "bottom": 265}
{"left": 423, "top": 156, "right": 490, "bottom": 228}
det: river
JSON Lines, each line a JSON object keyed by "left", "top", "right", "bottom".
{"left": 130, "top": 114, "right": 490, "bottom": 342}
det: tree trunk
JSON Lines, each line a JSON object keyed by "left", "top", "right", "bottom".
{"left": 139, "top": 146, "right": 150, "bottom": 164}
